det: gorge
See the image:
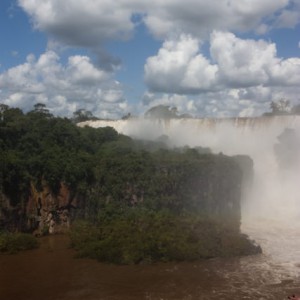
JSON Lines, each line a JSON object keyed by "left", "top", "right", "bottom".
{"left": 1, "top": 111, "right": 300, "bottom": 298}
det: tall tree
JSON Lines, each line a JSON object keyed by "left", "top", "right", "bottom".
{"left": 145, "top": 105, "right": 178, "bottom": 119}
{"left": 72, "top": 109, "right": 97, "bottom": 123}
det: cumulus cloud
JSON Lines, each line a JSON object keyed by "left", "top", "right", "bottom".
{"left": 144, "top": 0, "right": 290, "bottom": 38}
{"left": 18, "top": 0, "right": 138, "bottom": 46}
{"left": 18, "top": 0, "right": 296, "bottom": 45}
{"left": 210, "top": 31, "right": 277, "bottom": 87}
{"left": 144, "top": 35, "right": 218, "bottom": 93}
{"left": 275, "top": 0, "right": 300, "bottom": 28}
{"left": 211, "top": 32, "right": 300, "bottom": 88}
{"left": 145, "top": 31, "right": 300, "bottom": 93}
{"left": 141, "top": 92, "right": 198, "bottom": 116}
{"left": 141, "top": 85, "right": 295, "bottom": 118}
{"left": 14, "top": 0, "right": 300, "bottom": 117}
{"left": 0, "top": 51, "right": 127, "bottom": 118}
{"left": 143, "top": 30, "right": 300, "bottom": 117}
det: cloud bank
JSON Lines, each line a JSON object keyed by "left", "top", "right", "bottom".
{"left": 0, "top": 0, "right": 299, "bottom": 117}
{"left": 145, "top": 31, "right": 300, "bottom": 93}
{"left": 0, "top": 51, "right": 126, "bottom": 118}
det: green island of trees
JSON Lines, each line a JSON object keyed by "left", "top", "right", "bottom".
{"left": 0, "top": 104, "right": 261, "bottom": 262}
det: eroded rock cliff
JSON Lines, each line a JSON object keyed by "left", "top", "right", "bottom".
{"left": 28, "top": 182, "right": 83, "bottom": 235}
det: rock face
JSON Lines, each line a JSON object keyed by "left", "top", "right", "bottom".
{"left": 0, "top": 192, "right": 15, "bottom": 230}
{"left": 26, "top": 182, "right": 80, "bottom": 235}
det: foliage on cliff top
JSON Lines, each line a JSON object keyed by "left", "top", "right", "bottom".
{"left": 0, "top": 104, "right": 120, "bottom": 201}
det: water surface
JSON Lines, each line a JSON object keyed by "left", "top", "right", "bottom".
{"left": 1, "top": 234, "right": 300, "bottom": 300}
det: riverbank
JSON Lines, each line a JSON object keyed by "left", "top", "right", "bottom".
{"left": 0, "top": 231, "right": 38, "bottom": 253}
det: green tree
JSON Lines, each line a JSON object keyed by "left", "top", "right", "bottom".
{"left": 267, "top": 99, "right": 291, "bottom": 116}
{"left": 145, "top": 105, "right": 178, "bottom": 119}
{"left": 72, "top": 109, "right": 98, "bottom": 123}
{"left": 29, "top": 103, "right": 52, "bottom": 118}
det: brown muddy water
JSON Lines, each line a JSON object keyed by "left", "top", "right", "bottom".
{"left": 1, "top": 232, "right": 300, "bottom": 300}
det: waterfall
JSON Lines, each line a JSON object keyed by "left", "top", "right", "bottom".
{"left": 80, "top": 116, "right": 300, "bottom": 274}
{"left": 79, "top": 116, "right": 300, "bottom": 220}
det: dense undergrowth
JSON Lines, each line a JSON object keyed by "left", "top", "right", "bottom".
{"left": 70, "top": 208, "right": 260, "bottom": 265}
{"left": 0, "top": 231, "right": 38, "bottom": 253}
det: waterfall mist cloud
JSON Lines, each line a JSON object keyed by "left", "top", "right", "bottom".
{"left": 83, "top": 116, "right": 300, "bottom": 225}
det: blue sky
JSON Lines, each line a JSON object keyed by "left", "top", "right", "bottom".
{"left": 0, "top": 0, "right": 299, "bottom": 118}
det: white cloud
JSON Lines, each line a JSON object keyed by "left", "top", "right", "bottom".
{"left": 15, "top": 0, "right": 300, "bottom": 118}
{"left": 275, "top": 0, "right": 300, "bottom": 28}
{"left": 210, "top": 31, "right": 278, "bottom": 87}
{"left": 141, "top": 92, "right": 198, "bottom": 116}
{"left": 0, "top": 51, "right": 127, "bottom": 118}
{"left": 67, "top": 55, "right": 109, "bottom": 84}
{"left": 144, "top": 34, "right": 218, "bottom": 93}
{"left": 18, "top": 0, "right": 296, "bottom": 46}
{"left": 145, "top": 31, "right": 300, "bottom": 94}
{"left": 143, "top": 29, "right": 300, "bottom": 117}
{"left": 18, "top": 0, "right": 138, "bottom": 46}
{"left": 141, "top": 86, "right": 281, "bottom": 118}
{"left": 144, "top": 0, "right": 290, "bottom": 39}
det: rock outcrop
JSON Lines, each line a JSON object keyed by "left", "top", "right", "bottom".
{"left": 26, "top": 182, "right": 80, "bottom": 235}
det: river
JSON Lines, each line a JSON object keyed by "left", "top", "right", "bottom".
{"left": 0, "top": 229, "right": 300, "bottom": 300}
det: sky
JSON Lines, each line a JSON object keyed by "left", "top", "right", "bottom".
{"left": 0, "top": 0, "right": 300, "bottom": 118}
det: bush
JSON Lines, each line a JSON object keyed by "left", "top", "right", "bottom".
{"left": 70, "top": 211, "right": 261, "bottom": 264}
{"left": 0, "top": 232, "right": 39, "bottom": 253}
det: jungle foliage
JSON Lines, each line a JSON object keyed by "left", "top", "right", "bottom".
{"left": 0, "top": 231, "right": 38, "bottom": 253}
{"left": 70, "top": 210, "right": 259, "bottom": 264}
{"left": 0, "top": 104, "right": 259, "bottom": 261}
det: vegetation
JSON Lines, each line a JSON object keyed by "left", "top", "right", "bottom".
{"left": 263, "top": 99, "right": 300, "bottom": 116}
{"left": 72, "top": 108, "right": 98, "bottom": 123}
{"left": 0, "top": 231, "right": 38, "bottom": 253}
{"left": 0, "top": 103, "right": 260, "bottom": 261}
{"left": 0, "top": 103, "right": 117, "bottom": 201}
{"left": 70, "top": 210, "right": 259, "bottom": 264}
{"left": 144, "top": 105, "right": 193, "bottom": 119}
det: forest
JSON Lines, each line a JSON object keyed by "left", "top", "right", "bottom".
{"left": 0, "top": 104, "right": 261, "bottom": 262}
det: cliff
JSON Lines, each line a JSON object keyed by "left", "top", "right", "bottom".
{"left": 1, "top": 151, "right": 252, "bottom": 234}
{"left": 26, "top": 182, "right": 82, "bottom": 235}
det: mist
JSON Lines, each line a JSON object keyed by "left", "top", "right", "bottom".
{"left": 82, "top": 116, "right": 300, "bottom": 220}
{"left": 81, "top": 115, "right": 300, "bottom": 273}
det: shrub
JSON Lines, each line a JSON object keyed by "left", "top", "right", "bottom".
{"left": 0, "top": 232, "right": 39, "bottom": 253}
{"left": 69, "top": 211, "right": 261, "bottom": 264}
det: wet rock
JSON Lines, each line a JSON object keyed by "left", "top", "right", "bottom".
{"left": 25, "top": 181, "right": 80, "bottom": 234}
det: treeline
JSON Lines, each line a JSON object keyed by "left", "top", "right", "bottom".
{"left": 263, "top": 99, "right": 300, "bottom": 116}
{"left": 0, "top": 104, "right": 118, "bottom": 205}
{"left": 0, "top": 103, "right": 210, "bottom": 211}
